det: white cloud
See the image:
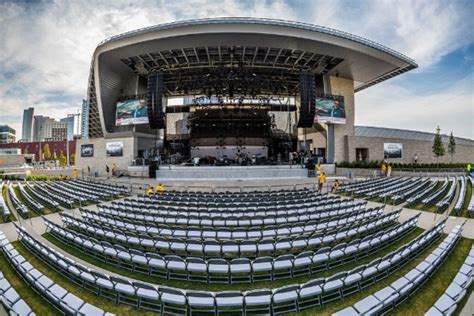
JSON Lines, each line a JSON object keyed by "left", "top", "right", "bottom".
{"left": 355, "top": 74, "right": 474, "bottom": 139}
{"left": 306, "top": 0, "right": 474, "bottom": 68}
{"left": 0, "top": 0, "right": 472, "bottom": 139}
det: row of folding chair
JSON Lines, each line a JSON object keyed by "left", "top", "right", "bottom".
{"left": 7, "top": 184, "right": 29, "bottom": 218}
{"left": 22, "top": 219, "right": 444, "bottom": 315}
{"left": 74, "top": 179, "right": 129, "bottom": 195}
{"left": 24, "top": 183, "right": 59, "bottom": 209}
{"left": 32, "top": 183, "right": 74, "bottom": 208}
{"left": 378, "top": 178, "right": 423, "bottom": 199}
{"left": 70, "top": 180, "right": 127, "bottom": 198}
{"left": 366, "top": 178, "right": 415, "bottom": 199}
{"left": 0, "top": 185, "right": 10, "bottom": 221}
{"left": 117, "top": 195, "right": 337, "bottom": 213}
{"left": 147, "top": 187, "right": 314, "bottom": 199}
{"left": 453, "top": 176, "right": 466, "bottom": 215}
{"left": 421, "top": 178, "right": 449, "bottom": 206}
{"left": 0, "top": 271, "right": 35, "bottom": 315}
{"left": 406, "top": 180, "right": 439, "bottom": 205}
{"left": 62, "top": 209, "right": 397, "bottom": 257}
{"left": 45, "top": 213, "right": 415, "bottom": 284}
{"left": 436, "top": 177, "right": 457, "bottom": 212}
{"left": 391, "top": 179, "right": 430, "bottom": 203}
{"left": 339, "top": 177, "right": 390, "bottom": 193}
{"left": 341, "top": 177, "right": 400, "bottom": 194}
{"left": 59, "top": 181, "right": 106, "bottom": 200}
{"left": 49, "top": 181, "right": 97, "bottom": 202}
{"left": 110, "top": 196, "right": 349, "bottom": 218}
{"left": 0, "top": 230, "right": 111, "bottom": 316}
{"left": 427, "top": 244, "right": 473, "bottom": 315}
{"left": 17, "top": 183, "right": 45, "bottom": 214}
{"left": 79, "top": 206, "right": 382, "bottom": 240}
{"left": 353, "top": 177, "right": 404, "bottom": 196}
{"left": 334, "top": 223, "right": 463, "bottom": 316}
{"left": 132, "top": 194, "right": 332, "bottom": 211}
{"left": 96, "top": 202, "right": 367, "bottom": 228}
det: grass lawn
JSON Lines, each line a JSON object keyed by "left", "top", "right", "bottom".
{"left": 1, "top": 184, "right": 17, "bottom": 223}
{"left": 393, "top": 237, "right": 474, "bottom": 315}
{"left": 12, "top": 241, "right": 155, "bottom": 316}
{"left": 450, "top": 180, "right": 472, "bottom": 218}
{"left": 288, "top": 232, "right": 445, "bottom": 315}
{"left": 44, "top": 228, "right": 425, "bottom": 292}
{"left": 0, "top": 251, "right": 60, "bottom": 315}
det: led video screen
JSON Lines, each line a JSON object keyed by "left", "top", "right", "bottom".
{"left": 314, "top": 98, "right": 346, "bottom": 124}
{"left": 115, "top": 99, "right": 148, "bottom": 126}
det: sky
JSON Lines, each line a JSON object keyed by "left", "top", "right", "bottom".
{"left": 0, "top": 0, "right": 473, "bottom": 139}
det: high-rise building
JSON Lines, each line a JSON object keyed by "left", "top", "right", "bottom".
{"left": 33, "top": 116, "right": 67, "bottom": 141}
{"left": 51, "top": 127, "right": 68, "bottom": 141}
{"left": 80, "top": 99, "right": 89, "bottom": 139}
{"left": 60, "top": 116, "right": 75, "bottom": 141}
{"left": 21, "top": 107, "right": 34, "bottom": 141}
{"left": 0, "top": 125, "right": 16, "bottom": 144}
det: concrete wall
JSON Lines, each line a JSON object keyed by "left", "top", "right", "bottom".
{"left": 75, "top": 136, "right": 135, "bottom": 175}
{"left": 347, "top": 135, "right": 473, "bottom": 164}
{"left": 298, "top": 75, "right": 355, "bottom": 161}
{"left": 328, "top": 76, "right": 355, "bottom": 162}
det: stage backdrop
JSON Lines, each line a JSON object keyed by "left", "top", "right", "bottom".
{"left": 314, "top": 98, "right": 346, "bottom": 124}
{"left": 115, "top": 99, "right": 148, "bottom": 126}
{"left": 384, "top": 143, "right": 403, "bottom": 158}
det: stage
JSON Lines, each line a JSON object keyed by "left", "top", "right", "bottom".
{"left": 155, "top": 165, "right": 310, "bottom": 180}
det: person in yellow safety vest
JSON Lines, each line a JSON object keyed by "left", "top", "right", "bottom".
{"left": 387, "top": 164, "right": 392, "bottom": 177}
{"left": 316, "top": 163, "right": 322, "bottom": 175}
{"left": 146, "top": 186, "right": 154, "bottom": 196}
{"left": 318, "top": 171, "right": 326, "bottom": 193}
{"left": 72, "top": 169, "right": 78, "bottom": 178}
{"left": 155, "top": 183, "right": 165, "bottom": 194}
{"left": 467, "top": 163, "right": 471, "bottom": 175}
{"left": 381, "top": 163, "right": 387, "bottom": 176}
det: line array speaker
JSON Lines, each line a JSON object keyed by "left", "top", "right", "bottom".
{"left": 297, "top": 72, "right": 316, "bottom": 128}
{"left": 147, "top": 72, "right": 166, "bottom": 129}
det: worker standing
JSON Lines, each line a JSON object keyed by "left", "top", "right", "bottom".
{"left": 387, "top": 164, "right": 392, "bottom": 177}
{"left": 72, "top": 169, "right": 78, "bottom": 179}
{"left": 146, "top": 186, "right": 154, "bottom": 197}
{"left": 318, "top": 171, "right": 326, "bottom": 193}
{"left": 381, "top": 162, "right": 387, "bottom": 176}
{"left": 467, "top": 163, "right": 472, "bottom": 176}
{"left": 316, "top": 163, "right": 322, "bottom": 174}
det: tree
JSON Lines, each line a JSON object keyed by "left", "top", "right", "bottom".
{"left": 43, "top": 143, "right": 51, "bottom": 160}
{"left": 58, "top": 150, "right": 67, "bottom": 167}
{"left": 432, "top": 126, "right": 445, "bottom": 162}
{"left": 69, "top": 153, "right": 76, "bottom": 166}
{"left": 448, "top": 132, "right": 456, "bottom": 162}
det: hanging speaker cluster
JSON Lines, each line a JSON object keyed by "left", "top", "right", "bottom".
{"left": 147, "top": 72, "right": 166, "bottom": 129}
{"left": 297, "top": 72, "right": 316, "bottom": 128}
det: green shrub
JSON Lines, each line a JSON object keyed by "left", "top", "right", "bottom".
{"left": 336, "top": 161, "right": 472, "bottom": 170}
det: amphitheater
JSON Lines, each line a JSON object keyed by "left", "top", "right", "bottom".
{"left": 0, "top": 173, "right": 473, "bottom": 315}
{"left": 1, "top": 17, "right": 473, "bottom": 316}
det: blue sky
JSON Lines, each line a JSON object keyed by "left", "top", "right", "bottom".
{"left": 0, "top": 0, "right": 473, "bottom": 138}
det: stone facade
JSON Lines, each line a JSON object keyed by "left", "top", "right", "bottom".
{"left": 346, "top": 135, "right": 473, "bottom": 164}
{"left": 297, "top": 75, "right": 355, "bottom": 162}
{"left": 75, "top": 136, "right": 138, "bottom": 175}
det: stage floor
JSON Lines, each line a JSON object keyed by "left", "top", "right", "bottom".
{"left": 156, "top": 165, "right": 310, "bottom": 180}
